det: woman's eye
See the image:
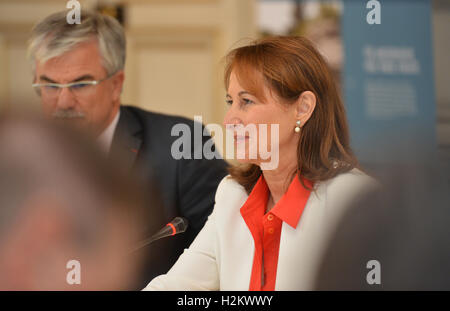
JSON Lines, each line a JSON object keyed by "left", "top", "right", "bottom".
{"left": 225, "top": 99, "right": 233, "bottom": 106}
{"left": 242, "top": 98, "right": 254, "bottom": 105}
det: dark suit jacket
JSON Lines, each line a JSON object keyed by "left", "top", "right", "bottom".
{"left": 110, "top": 105, "right": 228, "bottom": 289}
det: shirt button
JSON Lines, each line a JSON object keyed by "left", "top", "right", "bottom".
{"left": 267, "top": 214, "right": 274, "bottom": 221}
{"left": 268, "top": 228, "right": 274, "bottom": 234}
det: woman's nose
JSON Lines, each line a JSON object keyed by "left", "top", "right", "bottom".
{"left": 223, "top": 105, "right": 241, "bottom": 128}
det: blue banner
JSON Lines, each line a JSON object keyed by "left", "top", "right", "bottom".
{"left": 342, "top": 0, "right": 436, "bottom": 165}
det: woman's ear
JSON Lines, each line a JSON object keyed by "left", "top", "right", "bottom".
{"left": 295, "top": 91, "right": 316, "bottom": 126}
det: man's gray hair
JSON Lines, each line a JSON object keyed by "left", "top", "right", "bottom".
{"left": 28, "top": 9, "right": 126, "bottom": 77}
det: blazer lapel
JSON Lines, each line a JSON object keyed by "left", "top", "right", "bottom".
{"left": 110, "top": 107, "right": 143, "bottom": 171}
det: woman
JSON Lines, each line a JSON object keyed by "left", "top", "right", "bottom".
{"left": 144, "top": 36, "right": 377, "bottom": 291}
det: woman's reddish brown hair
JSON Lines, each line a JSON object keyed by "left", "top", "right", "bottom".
{"left": 224, "top": 36, "right": 359, "bottom": 193}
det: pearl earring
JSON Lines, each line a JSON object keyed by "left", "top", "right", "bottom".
{"left": 294, "top": 120, "right": 301, "bottom": 133}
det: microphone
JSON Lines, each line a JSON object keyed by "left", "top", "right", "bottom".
{"left": 130, "top": 217, "right": 189, "bottom": 253}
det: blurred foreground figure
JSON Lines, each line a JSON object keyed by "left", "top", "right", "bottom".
{"left": 0, "top": 114, "right": 151, "bottom": 290}
{"left": 314, "top": 158, "right": 450, "bottom": 290}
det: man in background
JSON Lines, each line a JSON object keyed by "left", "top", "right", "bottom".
{"left": 28, "top": 10, "right": 228, "bottom": 288}
{"left": 0, "top": 114, "right": 153, "bottom": 290}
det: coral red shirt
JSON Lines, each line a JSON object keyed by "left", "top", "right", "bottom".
{"left": 240, "top": 174, "right": 313, "bottom": 291}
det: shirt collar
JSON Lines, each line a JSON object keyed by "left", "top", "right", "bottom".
{"left": 97, "top": 110, "right": 120, "bottom": 154}
{"left": 240, "top": 176, "right": 270, "bottom": 218}
{"left": 240, "top": 174, "right": 313, "bottom": 229}
{"left": 271, "top": 175, "right": 313, "bottom": 229}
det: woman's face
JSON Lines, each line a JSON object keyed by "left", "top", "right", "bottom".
{"left": 224, "top": 70, "right": 299, "bottom": 169}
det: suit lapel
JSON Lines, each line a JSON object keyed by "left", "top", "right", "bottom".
{"left": 110, "top": 106, "right": 143, "bottom": 171}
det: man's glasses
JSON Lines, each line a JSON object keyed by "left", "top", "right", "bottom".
{"left": 32, "top": 73, "right": 116, "bottom": 98}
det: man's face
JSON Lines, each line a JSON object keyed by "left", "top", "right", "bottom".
{"left": 35, "top": 40, "right": 124, "bottom": 136}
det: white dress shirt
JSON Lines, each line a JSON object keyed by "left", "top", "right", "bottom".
{"left": 97, "top": 110, "right": 120, "bottom": 154}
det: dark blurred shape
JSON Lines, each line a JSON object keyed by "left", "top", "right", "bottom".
{"left": 0, "top": 112, "right": 156, "bottom": 290}
{"left": 314, "top": 159, "right": 450, "bottom": 290}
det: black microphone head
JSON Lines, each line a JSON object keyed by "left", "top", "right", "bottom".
{"left": 170, "top": 217, "right": 188, "bottom": 234}
{"left": 129, "top": 217, "right": 190, "bottom": 253}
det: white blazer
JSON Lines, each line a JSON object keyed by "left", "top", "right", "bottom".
{"left": 144, "top": 168, "right": 378, "bottom": 291}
